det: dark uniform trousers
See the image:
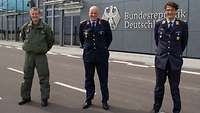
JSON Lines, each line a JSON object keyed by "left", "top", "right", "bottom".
{"left": 153, "top": 18, "right": 188, "bottom": 113}
{"left": 21, "top": 52, "right": 50, "bottom": 100}
{"left": 154, "top": 61, "right": 181, "bottom": 113}
{"left": 84, "top": 59, "right": 109, "bottom": 103}
{"left": 79, "top": 18, "right": 112, "bottom": 103}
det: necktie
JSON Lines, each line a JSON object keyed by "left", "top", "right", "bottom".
{"left": 168, "top": 21, "right": 173, "bottom": 30}
{"left": 92, "top": 21, "right": 96, "bottom": 28}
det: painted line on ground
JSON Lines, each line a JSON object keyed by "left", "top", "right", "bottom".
{"left": 7, "top": 68, "right": 24, "bottom": 75}
{"left": 0, "top": 97, "right": 2, "bottom": 100}
{"left": 5, "top": 46, "right": 12, "bottom": 48}
{"left": 148, "top": 66, "right": 200, "bottom": 76}
{"left": 111, "top": 60, "right": 149, "bottom": 68}
{"left": 67, "top": 54, "right": 81, "bottom": 59}
{"left": 150, "top": 65, "right": 155, "bottom": 68}
{"left": 181, "top": 70, "right": 200, "bottom": 75}
{"left": 47, "top": 51, "right": 58, "bottom": 55}
{"left": 16, "top": 47, "right": 22, "bottom": 50}
{"left": 127, "top": 62, "right": 149, "bottom": 68}
{"left": 54, "top": 82, "right": 86, "bottom": 93}
{"left": 59, "top": 53, "right": 81, "bottom": 59}
{"left": 126, "top": 76, "right": 200, "bottom": 91}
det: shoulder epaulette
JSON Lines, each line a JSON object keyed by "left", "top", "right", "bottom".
{"left": 80, "top": 20, "right": 87, "bottom": 24}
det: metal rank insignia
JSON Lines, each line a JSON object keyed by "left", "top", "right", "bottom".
{"left": 99, "top": 31, "right": 104, "bottom": 35}
{"left": 41, "top": 30, "right": 45, "bottom": 34}
{"left": 176, "top": 21, "right": 180, "bottom": 25}
{"left": 162, "top": 20, "right": 166, "bottom": 24}
{"left": 177, "top": 33, "right": 180, "bottom": 40}
{"left": 159, "top": 32, "right": 163, "bottom": 38}
{"left": 84, "top": 31, "right": 89, "bottom": 38}
{"left": 177, "top": 36, "right": 180, "bottom": 40}
{"left": 26, "top": 28, "right": 30, "bottom": 33}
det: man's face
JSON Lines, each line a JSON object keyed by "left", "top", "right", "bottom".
{"left": 89, "top": 7, "right": 98, "bottom": 21}
{"left": 165, "top": 5, "right": 177, "bottom": 20}
{"left": 30, "top": 10, "right": 40, "bottom": 24}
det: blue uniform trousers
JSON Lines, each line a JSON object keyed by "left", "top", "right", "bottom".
{"left": 154, "top": 61, "right": 181, "bottom": 113}
{"left": 84, "top": 60, "right": 109, "bottom": 103}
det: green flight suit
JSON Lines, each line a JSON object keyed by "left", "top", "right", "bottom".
{"left": 20, "top": 20, "right": 54, "bottom": 100}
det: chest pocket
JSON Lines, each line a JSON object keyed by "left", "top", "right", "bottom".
{"left": 97, "top": 30, "right": 105, "bottom": 37}
{"left": 96, "top": 25, "right": 106, "bottom": 39}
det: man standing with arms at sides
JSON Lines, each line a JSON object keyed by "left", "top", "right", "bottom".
{"left": 151, "top": 1, "right": 188, "bottom": 113}
{"left": 18, "top": 7, "right": 54, "bottom": 107}
{"left": 79, "top": 6, "right": 112, "bottom": 110}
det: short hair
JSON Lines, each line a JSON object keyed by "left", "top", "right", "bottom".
{"left": 30, "top": 7, "right": 41, "bottom": 13}
{"left": 164, "top": 1, "right": 179, "bottom": 11}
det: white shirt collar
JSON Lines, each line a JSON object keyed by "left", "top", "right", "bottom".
{"left": 166, "top": 18, "right": 175, "bottom": 24}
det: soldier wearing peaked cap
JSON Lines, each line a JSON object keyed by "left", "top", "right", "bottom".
{"left": 79, "top": 5, "right": 112, "bottom": 110}
{"left": 151, "top": 2, "right": 188, "bottom": 113}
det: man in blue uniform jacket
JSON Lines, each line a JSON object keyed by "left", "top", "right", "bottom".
{"left": 79, "top": 5, "right": 112, "bottom": 110}
{"left": 151, "top": 2, "right": 188, "bottom": 113}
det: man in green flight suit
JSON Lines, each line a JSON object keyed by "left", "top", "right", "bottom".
{"left": 18, "top": 7, "right": 54, "bottom": 107}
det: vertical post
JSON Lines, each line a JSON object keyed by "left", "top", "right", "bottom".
{"left": 43, "top": 4, "right": 47, "bottom": 23}
{"left": 51, "top": 4, "right": 55, "bottom": 33}
{"left": 70, "top": 15, "right": 73, "bottom": 45}
{"left": 6, "top": 0, "right": 8, "bottom": 40}
{"left": 22, "top": 0, "right": 24, "bottom": 24}
{"left": 15, "top": 0, "right": 18, "bottom": 41}
{"left": 36, "top": 0, "right": 39, "bottom": 8}
{"left": 59, "top": 9, "right": 64, "bottom": 46}
{"left": 1, "top": 0, "right": 3, "bottom": 40}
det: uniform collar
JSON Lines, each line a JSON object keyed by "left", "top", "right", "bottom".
{"left": 166, "top": 18, "right": 176, "bottom": 24}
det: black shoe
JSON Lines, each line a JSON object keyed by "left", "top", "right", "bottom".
{"left": 150, "top": 109, "right": 159, "bottom": 113}
{"left": 82, "top": 101, "right": 92, "bottom": 109}
{"left": 102, "top": 102, "right": 109, "bottom": 110}
{"left": 41, "top": 99, "right": 48, "bottom": 107}
{"left": 18, "top": 98, "right": 31, "bottom": 105}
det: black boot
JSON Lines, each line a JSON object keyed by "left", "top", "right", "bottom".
{"left": 102, "top": 102, "right": 109, "bottom": 110}
{"left": 41, "top": 99, "right": 48, "bottom": 107}
{"left": 18, "top": 98, "right": 31, "bottom": 105}
{"left": 82, "top": 101, "right": 92, "bottom": 109}
{"left": 150, "top": 109, "right": 159, "bottom": 113}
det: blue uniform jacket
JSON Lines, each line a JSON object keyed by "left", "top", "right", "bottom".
{"left": 154, "top": 18, "right": 188, "bottom": 70}
{"left": 79, "top": 18, "right": 112, "bottom": 63}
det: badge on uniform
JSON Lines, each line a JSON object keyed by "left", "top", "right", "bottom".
{"left": 177, "top": 36, "right": 180, "bottom": 40}
{"left": 41, "top": 30, "right": 45, "bottom": 34}
{"left": 162, "top": 20, "right": 166, "bottom": 24}
{"left": 176, "top": 21, "right": 180, "bottom": 25}
{"left": 26, "top": 28, "right": 30, "bottom": 33}
{"left": 176, "top": 31, "right": 181, "bottom": 40}
{"left": 99, "top": 31, "right": 104, "bottom": 35}
{"left": 84, "top": 31, "right": 89, "bottom": 38}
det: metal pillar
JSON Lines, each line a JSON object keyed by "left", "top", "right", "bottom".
{"left": 15, "top": 0, "right": 18, "bottom": 41}
{"left": 70, "top": 16, "right": 73, "bottom": 45}
{"left": 6, "top": 0, "right": 8, "bottom": 40}
{"left": 51, "top": 4, "right": 55, "bottom": 33}
{"left": 43, "top": 4, "right": 47, "bottom": 23}
{"left": 59, "top": 10, "right": 64, "bottom": 46}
